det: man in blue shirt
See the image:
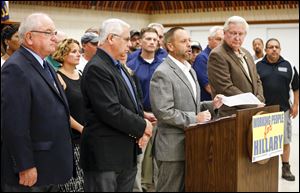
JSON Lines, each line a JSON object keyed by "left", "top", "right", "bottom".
{"left": 257, "top": 38, "right": 299, "bottom": 181}
{"left": 128, "top": 27, "right": 164, "bottom": 112}
{"left": 193, "top": 26, "right": 224, "bottom": 101}
{"left": 127, "top": 27, "right": 163, "bottom": 192}
{"left": 129, "top": 30, "right": 141, "bottom": 54}
{"left": 127, "top": 23, "right": 167, "bottom": 63}
{"left": 188, "top": 41, "right": 202, "bottom": 65}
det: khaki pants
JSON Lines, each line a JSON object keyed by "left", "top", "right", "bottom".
{"left": 141, "top": 126, "right": 158, "bottom": 191}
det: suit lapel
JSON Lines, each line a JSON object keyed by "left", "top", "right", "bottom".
{"left": 190, "top": 69, "right": 201, "bottom": 105}
{"left": 99, "top": 49, "right": 139, "bottom": 112}
{"left": 167, "top": 57, "right": 197, "bottom": 104}
{"left": 20, "top": 47, "right": 69, "bottom": 110}
{"left": 225, "top": 45, "right": 253, "bottom": 84}
{"left": 120, "top": 65, "right": 140, "bottom": 112}
{"left": 243, "top": 52, "right": 258, "bottom": 92}
{"left": 47, "top": 62, "right": 70, "bottom": 108}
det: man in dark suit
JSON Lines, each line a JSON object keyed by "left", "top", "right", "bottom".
{"left": 80, "top": 18, "right": 153, "bottom": 192}
{"left": 1, "top": 13, "right": 74, "bottom": 192}
{"left": 208, "top": 16, "right": 265, "bottom": 117}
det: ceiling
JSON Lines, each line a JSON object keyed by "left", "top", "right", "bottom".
{"left": 10, "top": 1, "right": 299, "bottom": 14}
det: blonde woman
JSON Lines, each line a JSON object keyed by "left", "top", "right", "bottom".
{"left": 52, "top": 38, "right": 84, "bottom": 192}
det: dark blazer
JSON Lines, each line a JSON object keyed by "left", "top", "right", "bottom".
{"left": 80, "top": 48, "right": 146, "bottom": 172}
{"left": 1, "top": 46, "right": 73, "bottom": 186}
{"left": 208, "top": 42, "right": 265, "bottom": 117}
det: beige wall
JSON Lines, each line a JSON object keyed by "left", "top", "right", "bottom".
{"left": 9, "top": 4, "right": 298, "bottom": 43}
{"left": 9, "top": 4, "right": 150, "bottom": 42}
{"left": 150, "top": 8, "right": 299, "bottom": 25}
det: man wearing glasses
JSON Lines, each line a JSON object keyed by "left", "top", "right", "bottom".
{"left": 80, "top": 18, "right": 153, "bottom": 192}
{"left": 193, "top": 26, "right": 224, "bottom": 101}
{"left": 257, "top": 38, "right": 299, "bottom": 181}
{"left": 208, "top": 15, "right": 265, "bottom": 117}
{"left": 1, "top": 13, "right": 74, "bottom": 191}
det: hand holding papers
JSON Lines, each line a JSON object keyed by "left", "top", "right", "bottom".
{"left": 212, "top": 94, "right": 224, "bottom": 109}
{"left": 220, "top": 92, "right": 265, "bottom": 107}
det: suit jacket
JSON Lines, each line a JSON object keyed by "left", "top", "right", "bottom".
{"left": 208, "top": 42, "right": 265, "bottom": 117}
{"left": 1, "top": 46, "right": 73, "bottom": 186}
{"left": 80, "top": 48, "right": 146, "bottom": 172}
{"left": 150, "top": 56, "right": 214, "bottom": 161}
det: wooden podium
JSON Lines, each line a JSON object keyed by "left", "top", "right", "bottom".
{"left": 185, "top": 105, "right": 280, "bottom": 192}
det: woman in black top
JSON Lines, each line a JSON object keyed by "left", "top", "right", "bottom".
{"left": 53, "top": 38, "right": 84, "bottom": 192}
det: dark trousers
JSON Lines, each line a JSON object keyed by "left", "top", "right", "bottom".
{"left": 2, "top": 183, "right": 59, "bottom": 192}
{"left": 84, "top": 167, "right": 137, "bottom": 192}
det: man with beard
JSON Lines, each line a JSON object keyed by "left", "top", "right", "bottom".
{"left": 150, "top": 27, "right": 223, "bottom": 192}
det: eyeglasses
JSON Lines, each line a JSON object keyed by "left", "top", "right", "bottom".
{"left": 112, "top": 34, "right": 130, "bottom": 42}
{"left": 214, "top": 37, "right": 223, "bottom": 41}
{"left": 227, "top": 31, "right": 246, "bottom": 38}
{"left": 266, "top": 45, "right": 280, "bottom": 49}
{"left": 30, "top": 30, "right": 57, "bottom": 37}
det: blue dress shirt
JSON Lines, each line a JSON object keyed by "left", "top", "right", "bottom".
{"left": 193, "top": 45, "right": 212, "bottom": 101}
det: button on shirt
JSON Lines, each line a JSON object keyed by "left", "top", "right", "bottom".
{"left": 169, "top": 55, "right": 197, "bottom": 99}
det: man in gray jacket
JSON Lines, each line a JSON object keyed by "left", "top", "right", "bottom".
{"left": 150, "top": 27, "right": 223, "bottom": 192}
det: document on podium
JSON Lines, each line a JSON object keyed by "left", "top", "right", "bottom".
{"left": 220, "top": 92, "right": 263, "bottom": 107}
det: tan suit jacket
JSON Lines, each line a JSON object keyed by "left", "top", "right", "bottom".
{"left": 208, "top": 42, "right": 265, "bottom": 117}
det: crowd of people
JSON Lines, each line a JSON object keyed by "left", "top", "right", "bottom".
{"left": 1, "top": 13, "right": 299, "bottom": 192}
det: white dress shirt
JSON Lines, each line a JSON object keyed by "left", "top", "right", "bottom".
{"left": 169, "top": 55, "right": 197, "bottom": 99}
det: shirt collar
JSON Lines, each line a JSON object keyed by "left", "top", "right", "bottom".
{"left": 23, "top": 46, "right": 44, "bottom": 67}
{"left": 234, "top": 49, "right": 246, "bottom": 59}
{"left": 99, "top": 48, "right": 120, "bottom": 67}
{"left": 168, "top": 54, "right": 191, "bottom": 72}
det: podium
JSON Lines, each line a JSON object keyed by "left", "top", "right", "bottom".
{"left": 185, "top": 105, "right": 279, "bottom": 192}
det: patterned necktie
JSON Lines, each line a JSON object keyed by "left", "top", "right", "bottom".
{"left": 43, "top": 60, "right": 59, "bottom": 92}
{"left": 116, "top": 62, "right": 138, "bottom": 110}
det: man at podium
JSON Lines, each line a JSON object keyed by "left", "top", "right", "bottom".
{"left": 208, "top": 16, "right": 265, "bottom": 117}
{"left": 150, "top": 27, "right": 223, "bottom": 192}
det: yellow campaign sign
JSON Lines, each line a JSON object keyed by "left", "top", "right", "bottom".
{"left": 252, "top": 112, "right": 284, "bottom": 162}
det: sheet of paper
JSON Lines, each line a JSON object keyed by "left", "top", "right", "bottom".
{"left": 220, "top": 92, "right": 263, "bottom": 107}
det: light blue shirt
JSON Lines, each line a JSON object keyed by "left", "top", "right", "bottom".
{"left": 23, "top": 46, "right": 44, "bottom": 68}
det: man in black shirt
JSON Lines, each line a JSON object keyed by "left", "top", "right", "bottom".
{"left": 256, "top": 38, "right": 299, "bottom": 181}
